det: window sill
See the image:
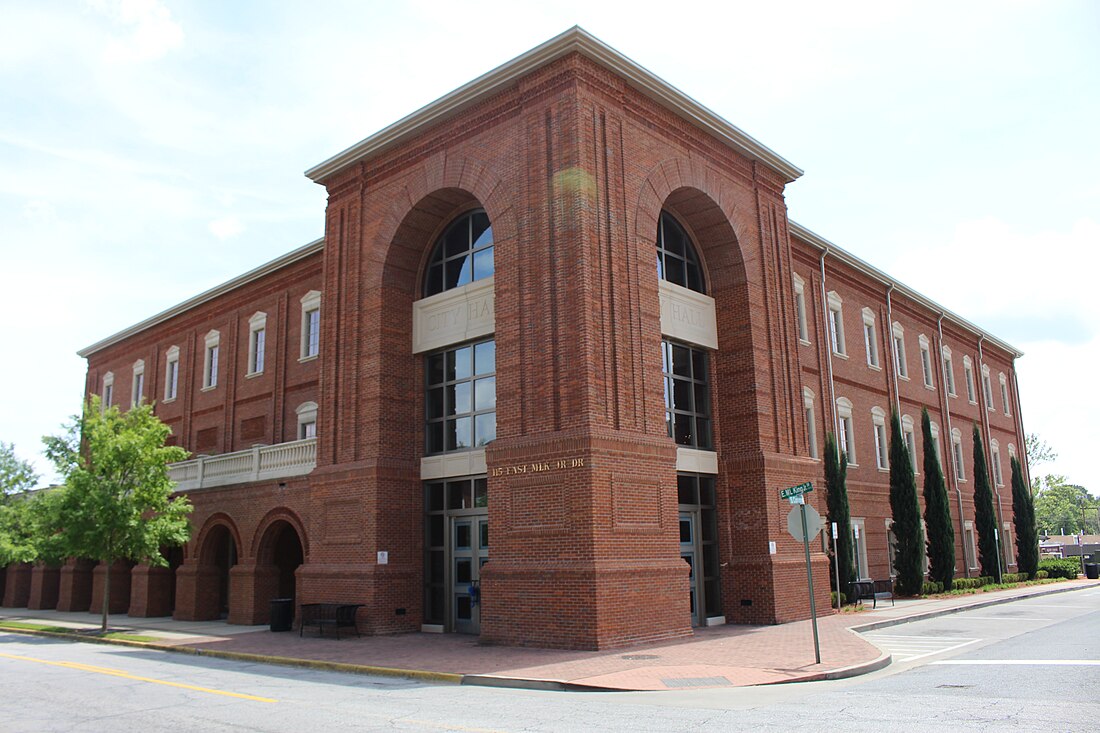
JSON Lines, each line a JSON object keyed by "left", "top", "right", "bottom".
{"left": 867, "top": 363, "right": 882, "bottom": 371}
{"left": 897, "top": 374, "right": 910, "bottom": 382}
{"left": 245, "top": 370, "right": 264, "bottom": 379}
{"left": 799, "top": 338, "right": 811, "bottom": 346}
{"left": 298, "top": 353, "right": 319, "bottom": 364}
{"left": 832, "top": 351, "right": 849, "bottom": 360}
{"left": 924, "top": 384, "right": 935, "bottom": 391}
{"left": 162, "top": 397, "right": 176, "bottom": 404}
{"left": 876, "top": 466, "right": 889, "bottom": 473}
{"left": 947, "top": 391, "right": 957, "bottom": 398}
{"left": 968, "top": 399, "right": 977, "bottom": 405}
{"left": 201, "top": 385, "right": 217, "bottom": 392}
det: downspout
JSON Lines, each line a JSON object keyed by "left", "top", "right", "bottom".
{"left": 819, "top": 249, "right": 839, "bottom": 445}
{"left": 938, "top": 314, "right": 969, "bottom": 578}
{"left": 977, "top": 336, "right": 1006, "bottom": 568}
{"left": 884, "top": 284, "right": 900, "bottom": 415}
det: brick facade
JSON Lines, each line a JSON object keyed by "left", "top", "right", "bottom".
{"left": 3, "top": 29, "right": 1027, "bottom": 650}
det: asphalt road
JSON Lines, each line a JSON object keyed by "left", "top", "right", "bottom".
{"left": 2, "top": 587, "right": 1097, "bottom": 732}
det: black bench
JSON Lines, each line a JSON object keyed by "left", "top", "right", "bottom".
{"left": 849, "top": 579, "right": 895, "bottom": 608}
{"left": 298, "top": 603, "right": 363, "bottom": 639}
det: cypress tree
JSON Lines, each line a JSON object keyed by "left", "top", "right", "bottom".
{"left": 1011, "top": 456, "right": 1039, "bottom": 578}
{"left": 824, "top": 432, "right": 854, "bottom": 601}
{"left": 972, "top": 424, "right": 1001, "bottom": 582}
{"left": 921, "top": 408, "right": 955, "bottom": 590}
{"left": 889, "top": 411, "right": 924, "bottom": 596}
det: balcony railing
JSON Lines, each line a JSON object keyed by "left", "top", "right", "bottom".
{"left": 168, "top": 437, "right": 316, "bottom": 492}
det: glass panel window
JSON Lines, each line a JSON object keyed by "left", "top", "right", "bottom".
{"left": 426, "top": 339, "right": 496, "bottom": 454}
{"left": 656, "top": 211, "right": 705, "bottom": 293}
{"left": 164, "top": 347, "right": 179, "bottom": 401}
{"left": 793, "top": 274, "right": 808, "bottom": 343}
{"left": 662, "top": 340, "right": 712, "bottom": 449}
{"left": 424, "top": 211, "right": 494, "bottom": 297}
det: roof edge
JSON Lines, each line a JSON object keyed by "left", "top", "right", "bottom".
{"left": 789, "top": 221, "right": 1023, "bottom": 358}
{"left": 78, "top": 237, "right": 325, "bottom": 358}
{"left": 304, "top": 26, "right": 803, "bottom": 184}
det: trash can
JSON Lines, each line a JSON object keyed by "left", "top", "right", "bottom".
{"left": 270, "top": 598, "right": 294, "bottom": 632}
{"left": 1085, "top": 564, "right": 1099, "bottom": 580}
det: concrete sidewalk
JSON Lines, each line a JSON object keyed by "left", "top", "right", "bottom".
{"left": 2, "top": 579, "right": 1095, "bottom": 692}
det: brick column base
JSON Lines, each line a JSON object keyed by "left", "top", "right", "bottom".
{"left": 128, "top": 564, "right": 175, "bottom": 617}
{"left": 1, "top": 563, "right": 32, "bottom": 607}
{"left": 173, "top": 563, "right": 223, "bottom": 621}
{"left": 227, "top": 563, "right": 278, "bottom": 625}
{"left": 57, "top": 559, "right": 95, "bottom": 612}
{"left": 90, "top": 560, "right": 133, "bottom": 615}
{"left": 27, "top": 564, "right": 61, "bottom": 610}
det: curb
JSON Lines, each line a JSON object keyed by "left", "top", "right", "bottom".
{"left": 851, "top": 581, "right": 1097, "bottom": 634}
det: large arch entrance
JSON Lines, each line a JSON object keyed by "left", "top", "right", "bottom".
{"left": 206, "top": 525, "right": 237, "bottom": 618}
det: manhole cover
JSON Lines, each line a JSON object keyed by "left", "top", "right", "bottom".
{"left": 621, "top": 654, "right": 659, "bottom": 660}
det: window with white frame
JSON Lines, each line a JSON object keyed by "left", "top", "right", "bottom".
{"left": 203, "top": 330, "right": 220, "bottom": 390}
{"left": 991, "top": 439, "right": 1003, "bottom": 486}
{"left": 930, "top": 421, "right": 942, "bottom": 468}
{"left": 827, "top": 291, "right": 846, "bottom": 356}
{"left": 1002, "top": 522, "right": 1015, "bottom": 567}
{"left": 803, "top": 387, "right": 818, "bottom": 459}
{"left": 964, "top": 520, "right": 978, "bottom": 569}
{"left": 919, "top": 335, "right": 934, "bottom": 389}
{"left": 793, "top": 273, "right": 809, "bottom": 344}
{"left": 164, "top": 346, "right": 179, "bottom": 402}
{"left": 247, "top": 311, "right": 267, "bottom": 376}
{"left": 942, "top": 346, "right": 956, "bottom": 396}
{"left": 862, "top": 307, "right": 880, "bottom": 368}
{"left": 102, "top": 371, "right": 114, "bottom": 408}
{"left": 300, "top": 290, "right": 321, "bottom": 361}
{"left": 999, "top": 373, "right": 1011, "bottom": 416}
{"left": 892, "top": 322, "right": 908, "bottom": 379}
{"left": 296, "top": 401, "right": 318, "bottom": 439}
{"left": 963, "top": 356, "right": 976, "bottom": 403}
{"left": 1008, "top": 443, "right": 1017, "bottom": 463}
{"left": 872, "top": 407, "right": 889, "bottom": 471}
{"left": 981, "top": 364, "right": 994, "bottom": 411}
{"left": 851, "top": 517, "right": 869, "bottom": 580}
{"left": 902, "top": 414, "right": 918, "bottom": 474}
{"left": 131, "top": 359, "right": 145, "bottom": 407}
{"left": 951, "top": 428, "right": 966, "bottom": 480}
{"left": 836, "top": 397, "right": 856, "bottom": 464}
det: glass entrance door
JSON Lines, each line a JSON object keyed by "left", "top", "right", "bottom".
{"left": 451, "top": 516, "right": 488, "bottom": 634}
{"left": 679, "top": 510, "right": 703, "bottom": 627}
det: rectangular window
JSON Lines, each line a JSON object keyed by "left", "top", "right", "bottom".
{"left": 1000, "top": 377, "right": 1011, "bottom": 416}
{"left": 662, "top": 340, "right": 712, "bottom": 449}
{"left": 165, "top": 350, "right": 179, "bottom": 401}
{"left": 132, "top": 372, "right": 144, "bottom": 407}
{"left": 805, "top": 400, "right": 818, "bottom": 459}
{"left": 965, "top": 362, "right": 976, "bottom": 403}
{"left": 425, "top": 338, "right": 496, "bottom": 454}
{"left": 205, "top": 345, "right": 219, "bottom": 388}
{"left": 103, "top": 380, "right": 113, "bottom": 408}
{"left": 874, "top": 420, "right": 888, "bottom": 470}
{"left": 306, "top": 310, "right": 319, "bottom": 357}
{"left": 982, "top": 370, "right": 994, "bottom": 411}
{"left": 250, "top": 328, "right": 266, "bottom": 374}
{"left": 920, "top": 342, "right": 934, "bottom": 388}
{"left": 953, "top": 436, "right": 965, "bottom": 479}
{"left": 300, "top": 420, "right": 317, "bottom": 439}
{"left": 893, "top": 332, "right": 908, "bottom": 379}
{"left": 964, "top": 522, "right": 978, "bottom": 570}
{"left": 943, "top": 354, "right": 956, "bottom": 396}
{"left": 851, "top": 518, "right": 868, "bottom": 580}
{"left": 903, "top": 425, "right": 918, "bottom": 473}
{"left": 992, "top": 450, "right": 1003, "bottom": 486}
{"left": 794, "top": 278, "right": 808, "bottom": 343}
{"left": 864, "top": 322, "right": 879, "bottom": 367}
{"left": 840, "top": 415, "right": 855, "bottom": 463}
{"left": 829, "top": 307, "right": 846, "bottom": 355}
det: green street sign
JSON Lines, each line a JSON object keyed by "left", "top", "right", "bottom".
{"left": 779, "top": 481, "right": 813, "bottom": 500}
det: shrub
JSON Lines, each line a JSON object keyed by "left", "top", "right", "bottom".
{"left": 1001, "top": 572, "right": 1027, "bottom": 584}
{"left": 921, "top": 580, "right": 944, "bottom": 595}
{"left": 1036, "top": 570, "right": 1049, "bottom": 580}
{"left": 953, "top": 577, "right": 986, "bottom": 590}
{"left": 831, "top": 591, "right": 848, "bottom": 607}
{"left": 1038, "top": 558, "right": 1080, "bottom": 579}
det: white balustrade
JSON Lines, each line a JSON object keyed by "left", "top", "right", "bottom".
{"left": 168, "top": 437, "right": 316, "bottom": 491}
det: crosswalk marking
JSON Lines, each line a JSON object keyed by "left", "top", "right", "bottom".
{"left": 862, "top": 633, "right": 982, "bottom": 662}
{"left": 932, "top": 660, "right": 1100, "bottom": 666}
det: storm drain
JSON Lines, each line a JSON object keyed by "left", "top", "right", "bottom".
{"left": 662, "top": 676, "right": 733, "bottom": 688}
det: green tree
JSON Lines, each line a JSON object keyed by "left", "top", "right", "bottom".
{"left": 1033, "top": 481, "right": 1099, "bottom": 535}
{"left": 41, "top": 398, "right": 193, "bottom": 632}
{"left": 1011, "top": 457, "right": 1039, "bottom": 578}
{"left": 889, "top": 411, "right": 924, "bottom": 595}
{"left": 921, "top": 409, "right": 954, "bottom": 590}
{"left": 0, "top": 442, "right": 41, "bottom": 565}
{"left": 824, "top": 432, "right": 854, "bottom": 603}
{"left": 1, "top": 441, "right": 38, "bottom": 496}
{"left": 971, "top": 424, "right": 1001, "bottom": 582}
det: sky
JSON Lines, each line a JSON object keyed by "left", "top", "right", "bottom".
{"left": 1, "top": 0, "right": 1096, "bottom": 489}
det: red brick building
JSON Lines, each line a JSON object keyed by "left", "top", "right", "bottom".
{"left": 2, "top": 28, "right": 1029, "bottom": 650}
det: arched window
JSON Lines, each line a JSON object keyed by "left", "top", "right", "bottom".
{"left": 423, "top": 210, "right": 494, "bottom": 297}
{"left": 656, "top": 211, "right": 705, "bottom": 293}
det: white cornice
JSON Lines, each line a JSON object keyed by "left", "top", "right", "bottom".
{"left": 789, "top": 221, "right": 1023, "bottom": 358}
{"left": 78, "top": 238, "right": 324, "bottom": 358}
{"left": 304, "top": 26, "right": 803, "bottom": 184}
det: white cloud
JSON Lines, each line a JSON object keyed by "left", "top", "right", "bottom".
{"left": 86, "top": 0, "right": 184, "bottom": 63}
{"left": 208, "top": 216, "right": 244, "bottom": 240}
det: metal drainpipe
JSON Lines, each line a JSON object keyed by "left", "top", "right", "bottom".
{"left": 977, "top": 336, "right": 1007, "bottom": 566}
{"left": 885, "top": 284, "right": 900, "bottom": 415}
{"left": 819, "top": 249, "right": 840, "bottom": 446}
{"left": 938, "top": 314, "right": 969, "bottom": 578}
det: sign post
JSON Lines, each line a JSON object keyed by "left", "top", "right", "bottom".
{"left": 781, "top": 481, "right": 821, "bottom": 665}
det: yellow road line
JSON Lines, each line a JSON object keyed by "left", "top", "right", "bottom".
{"left": 0, "top": 651, "right": 277, "bottom": 703}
